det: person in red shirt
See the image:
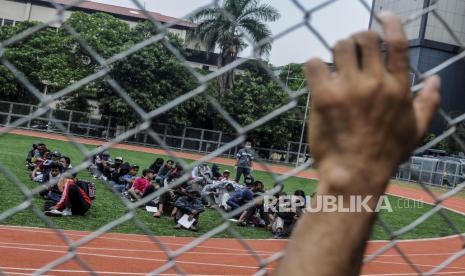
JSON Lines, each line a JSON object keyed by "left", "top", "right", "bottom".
{"left": 45, "top": 177, "right": 91, "bottom": 216}
{"left": 128, "top": 169, "right": 155, "bottom": 201}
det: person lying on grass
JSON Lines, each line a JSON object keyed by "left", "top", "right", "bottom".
{"left": 174, "top": 186, "right": 205, "bottom": 232}
{"left": 45, "top": 176, "right": 92, "bottom": 217}
{"left": 275, "top": 12, "right": 440, "bottom": 276}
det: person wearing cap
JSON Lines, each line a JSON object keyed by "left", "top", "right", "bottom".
{"left": 174, "top": 186, "right": 204, "bottom": 231}
{"left": 128, "top": 169, "right": 155, "bottom": 201}
{"left": 219, "top": 170, "right": 231, "bottom": 181}
{"left": 234, "top": 140, "right": 255, "bottom": 183}
{"left": 51, "top": 151, "right": 62, "bottom": 161}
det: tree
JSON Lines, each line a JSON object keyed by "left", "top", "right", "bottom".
{"left": 99, "top": 21, "right": 208, "bottom": 128}
{"left": 0, "top": 12, "right": 130, "bottom": 111}
{"left": 0, "top": 21, "right": 72, "bottom": 104}
{"left": 57, "top": 12, "right": 132, "bottom": 111}
{"left": 188, "top": 0, "right": 280, "bottom": 101}
{"left": 220, "top": 71, "right": 298, "bottom": 152}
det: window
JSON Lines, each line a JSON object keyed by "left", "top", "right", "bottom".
{"left": 3, "top": 19, "right": 14, "bottom": 26}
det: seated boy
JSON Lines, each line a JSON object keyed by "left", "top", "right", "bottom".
{"left": 45, "top": 176, "right": 92, "bottom": 217}
{"left": 174, "top": 186, "right": 205, "bottom": 231}
{"left": 153, "top": 181, "right": 188, "bottom": 218}
{"left": 128, "top": 169, "right": 155, "bottom": 201}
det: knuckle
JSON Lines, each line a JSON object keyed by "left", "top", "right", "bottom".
{"left": 333, "top": 39, "right": 353, "bottom": 52}
{"left": 306, "top": 58, "right": 322, "bottom": 73}
{"left": 386, "top": 36, "right": 409, "bottom": 52}
{"left": 353, "top": 31, "right": 380, "bottom": 45}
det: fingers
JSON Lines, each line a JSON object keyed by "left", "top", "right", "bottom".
{"left": 379, "top": 12, "right": 410, "bottom": 84}
{"left": 351, "top": 31, "right": 383, "bottom": 78}
{"left": 333, "top": 39, "right": 358, "bottom": 77}
{"left": 304, "top": 58, "right": 332, "bottom": 108}
{"left": 413, "top": 75, "right": 441, "bottom": 140}
{"left": 304, "top": 58, "right": 331, "bottom": 89}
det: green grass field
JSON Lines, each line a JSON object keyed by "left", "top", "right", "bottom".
{"left": 1, "top": 133, "right": 465, "bottom": 240}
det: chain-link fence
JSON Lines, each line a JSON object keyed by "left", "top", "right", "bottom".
{"left": 1, "top": 0, "right": 465, "bottom": 275}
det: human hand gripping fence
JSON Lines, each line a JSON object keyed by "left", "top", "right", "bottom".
{"left": 0, "top": 0, "right": 465, "bottom": 275}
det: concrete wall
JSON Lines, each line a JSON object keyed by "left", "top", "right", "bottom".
{"left": 371, "top": 0, "right": 425, "bottom": 40}
{"left": 0, "top": 0, "right": 28, "bottom": 21}
{"left": 424, "top": 0, "right": 465, "bottom": 45}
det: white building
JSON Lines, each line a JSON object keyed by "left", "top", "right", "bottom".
{"left": 0, "top": 0, "right": 220, "bottom": 70}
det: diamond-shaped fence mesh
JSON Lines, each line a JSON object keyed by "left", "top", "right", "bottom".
{"left": 0, "top": 0, "right": 465, "bottom": 275}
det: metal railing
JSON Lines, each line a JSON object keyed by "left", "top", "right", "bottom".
{"left": 0, "top": 100, "right": 309, "bottom": 164}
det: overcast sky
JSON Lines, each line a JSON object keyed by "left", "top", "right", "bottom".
{"left": 92, "top": 0, "right": 372, "bottom": 66}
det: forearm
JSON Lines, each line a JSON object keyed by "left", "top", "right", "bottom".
{"left": 275, "top": 164, "right": 391, "bottom": 276}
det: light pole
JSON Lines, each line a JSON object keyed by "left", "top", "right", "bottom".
{"left": 295, "top": 90, "right": 310, "bottom": 167}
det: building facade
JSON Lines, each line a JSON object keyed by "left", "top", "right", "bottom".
{"left": 370, "top": 0, "right": 465, "bottom": 132}
{"left": 0, "top": 0, "right": 220, "bottom": 70}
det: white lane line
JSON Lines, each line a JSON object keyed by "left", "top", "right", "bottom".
{"left": 0, "top": 226, "right": 278, "bottom": 254}
{"left": 0, "top": 241, "right": 274, "bottom": 256}
{"left": 367, "top": 260, "right": 465, "bottom": 270}
{"left": 0, "top": 245, "right": 271, "bottom": 271}
{"left": 0, "top": 267, "right": 242, "bottom": 276}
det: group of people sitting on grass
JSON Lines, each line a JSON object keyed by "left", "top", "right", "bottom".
{"left": 26, "top": 142, "right": 95, "bottom": 217}
{"left": 25, "top": 141, "right": 308, "bottom": 238}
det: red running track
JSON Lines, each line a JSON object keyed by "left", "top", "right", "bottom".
{"left": 1, "top": 129, "right": 465, "bottom": 275}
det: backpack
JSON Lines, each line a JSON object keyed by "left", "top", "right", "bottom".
{"left": 75, "top": 180, "right": 96, "bottom": 200}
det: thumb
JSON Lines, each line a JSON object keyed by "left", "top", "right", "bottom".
{"left": 413, "top": 75, "right": 441, "bottom": 140}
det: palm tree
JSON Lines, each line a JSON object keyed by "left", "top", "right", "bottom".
{"left": 188, "top": 0, "right": 280, "bottom": 101}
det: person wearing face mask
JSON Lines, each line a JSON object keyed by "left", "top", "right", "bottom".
{"left": 234, "top": 140, "right": 255, "bottom": 183}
